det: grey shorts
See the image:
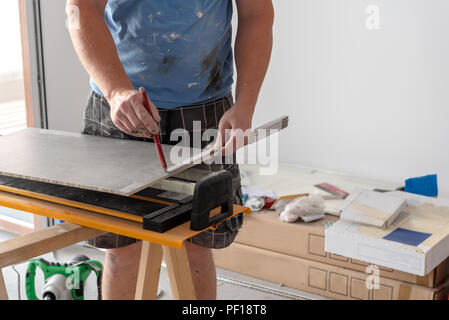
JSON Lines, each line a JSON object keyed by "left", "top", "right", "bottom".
{"left": 81, "top": 91, "right": 244, "bottom": 249}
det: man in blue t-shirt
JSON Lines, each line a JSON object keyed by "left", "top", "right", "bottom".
{"left": 67, "top": 0, "right": 273, "bottom": 299}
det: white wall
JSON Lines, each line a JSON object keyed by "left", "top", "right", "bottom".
{"left": 253, "top": 0, "right": 449, "bottom": 192}
{"left": 40, "top": 0, "right": 90, "bottom": 132}
{"left": 37, "top": 0, "right": 449, "bottom": 192}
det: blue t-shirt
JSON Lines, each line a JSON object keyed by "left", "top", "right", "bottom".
{"left": 90, "top": 0, "right": 234, "bottom": 109}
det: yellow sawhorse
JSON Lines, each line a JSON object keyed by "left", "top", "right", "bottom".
{"left": 0, "top": 190, "right": 250, "bottom": 300}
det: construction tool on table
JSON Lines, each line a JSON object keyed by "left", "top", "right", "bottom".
{"left": 0, "top": 115, "right": 288, "bottom": 233}
{"left": 190, "top": 170, "right": 234, "bottom": 231}
{"left": 0, "top": 116, "right": 288, "bottom": 196}
{"left": 0, "top": 170, "right": 236, "bottom": 233}
{"left": 25, "top": 254, "right": 102, "bottom": 300}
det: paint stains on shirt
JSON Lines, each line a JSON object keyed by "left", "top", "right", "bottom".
{"left": 149, "top": 11, "right": 162, "bottom": 24}
{"left": 206, "top": 60, "right": 222, "bottom": 92}
{"left": 202, "top": 46, "right": 223, "bottom": 92}
{"left": 91, "top": 0, "right": 234, "bottom": 109}
{"left": 158, "top": 56, "right": 178, "bottom": 75}
{"left": 202, "top": 46, "right": 219, "bottom": 75}
{"left": 170, "top": 33, "right": 181, "bottom": 40}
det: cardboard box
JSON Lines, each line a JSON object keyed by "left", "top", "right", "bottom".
{"left": 234, "top": 210, "right": 449, "bottom": 287}
{"left": 214, "top": 243, "right": 449, "bottom": 300}
{"left": 326, "top": 191, "right": 449, "bottom": 276}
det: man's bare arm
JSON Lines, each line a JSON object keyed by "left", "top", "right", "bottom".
{"left": 216, "top": 0, "right": 274, "bottom": 152}
{"left": 234, "top": 0, "right": 274, "bottom": 115}
{"left": 66, "top": 0, "right": 160, "bottom": 137}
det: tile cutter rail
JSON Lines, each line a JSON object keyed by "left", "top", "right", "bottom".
{"left": 0, "top": 170, "right": 244, "bottom": 233}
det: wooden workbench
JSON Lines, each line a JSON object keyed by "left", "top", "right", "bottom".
{"left": 0, "top": 190, "right": 250, "bottom": 300}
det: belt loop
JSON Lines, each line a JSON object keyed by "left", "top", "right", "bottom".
{"left": 226, "top": 215, "right": 242, "bottom": 231}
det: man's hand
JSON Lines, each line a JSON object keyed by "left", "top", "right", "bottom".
{"left": 107, "top": 89, "right": 161, "bottom": 138}
{"left": 67, "top": 0, "right": 161, "bottom": 138}
{"left": 215, "top": 103, "right": 253, "bottom": 155}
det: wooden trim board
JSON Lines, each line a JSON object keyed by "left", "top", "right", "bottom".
{"left": 18, "top": 0, "right": 34, "bottom": 128}
{"left": 0, "top": 222, "right": 105, "bottom": 268}
{"left": 0, "top": 214, "right": 34, "bottom": 235}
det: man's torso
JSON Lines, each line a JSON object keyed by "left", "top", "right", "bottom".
{"left": 91, "top": 0, "right": 234, "bottom": 109}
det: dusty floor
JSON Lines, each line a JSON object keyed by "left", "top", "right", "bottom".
{"left": 0, "top": 229, "right": 326, "bottom": 300}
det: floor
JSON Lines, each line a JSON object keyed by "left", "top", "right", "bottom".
{"left": 0, "top": 229, "right": 326, "bottom": 300}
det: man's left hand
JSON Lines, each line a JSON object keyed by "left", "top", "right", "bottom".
{"left": 214, "top": 103, "right": 254, "bottom": 155}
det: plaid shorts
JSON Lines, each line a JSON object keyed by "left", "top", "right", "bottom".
{"left": 81, "top": 91, "right": 244, "bottom": 249}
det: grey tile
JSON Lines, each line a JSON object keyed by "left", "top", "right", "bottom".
{"left": 0, "top": 129, "right": 188, "bottom": 196}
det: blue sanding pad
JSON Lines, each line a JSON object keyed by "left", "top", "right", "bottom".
{"left": 383, "top": 228, "right": 431, "bottom": 246}
{"left": 405, "top": 174, "right": 438, "bottom": 197}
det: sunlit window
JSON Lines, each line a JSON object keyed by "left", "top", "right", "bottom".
{"left": 0, "top": 1, "right": 26, "bottom": 135}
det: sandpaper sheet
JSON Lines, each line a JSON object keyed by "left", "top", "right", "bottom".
{"left": 0, "top": 128, "right": 195, "bottom": 196}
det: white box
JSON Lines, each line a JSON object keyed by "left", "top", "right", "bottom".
{"left": 325, "top": 191, "right": 449, "bottom": 276}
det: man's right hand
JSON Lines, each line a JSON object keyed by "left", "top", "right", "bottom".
{"left": 107, "top": 89, "right": 161, "bottom": 138}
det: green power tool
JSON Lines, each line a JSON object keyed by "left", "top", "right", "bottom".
{"left": 25, "top": 255, "right": 103, "bottom": 300}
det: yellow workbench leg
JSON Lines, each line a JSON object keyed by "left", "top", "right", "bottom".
{"left": 135, "top": 241, "right": 163, "bottom": 300}
{"left": 0, "top": 269, "right": 8, "bottom": 300}
{"left": 163, "top": 243, "right": 197, "bottom": 300}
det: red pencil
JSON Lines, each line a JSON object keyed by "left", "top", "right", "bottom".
{"left": 139, "top": 87, "right": 167, "bottom": 171}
